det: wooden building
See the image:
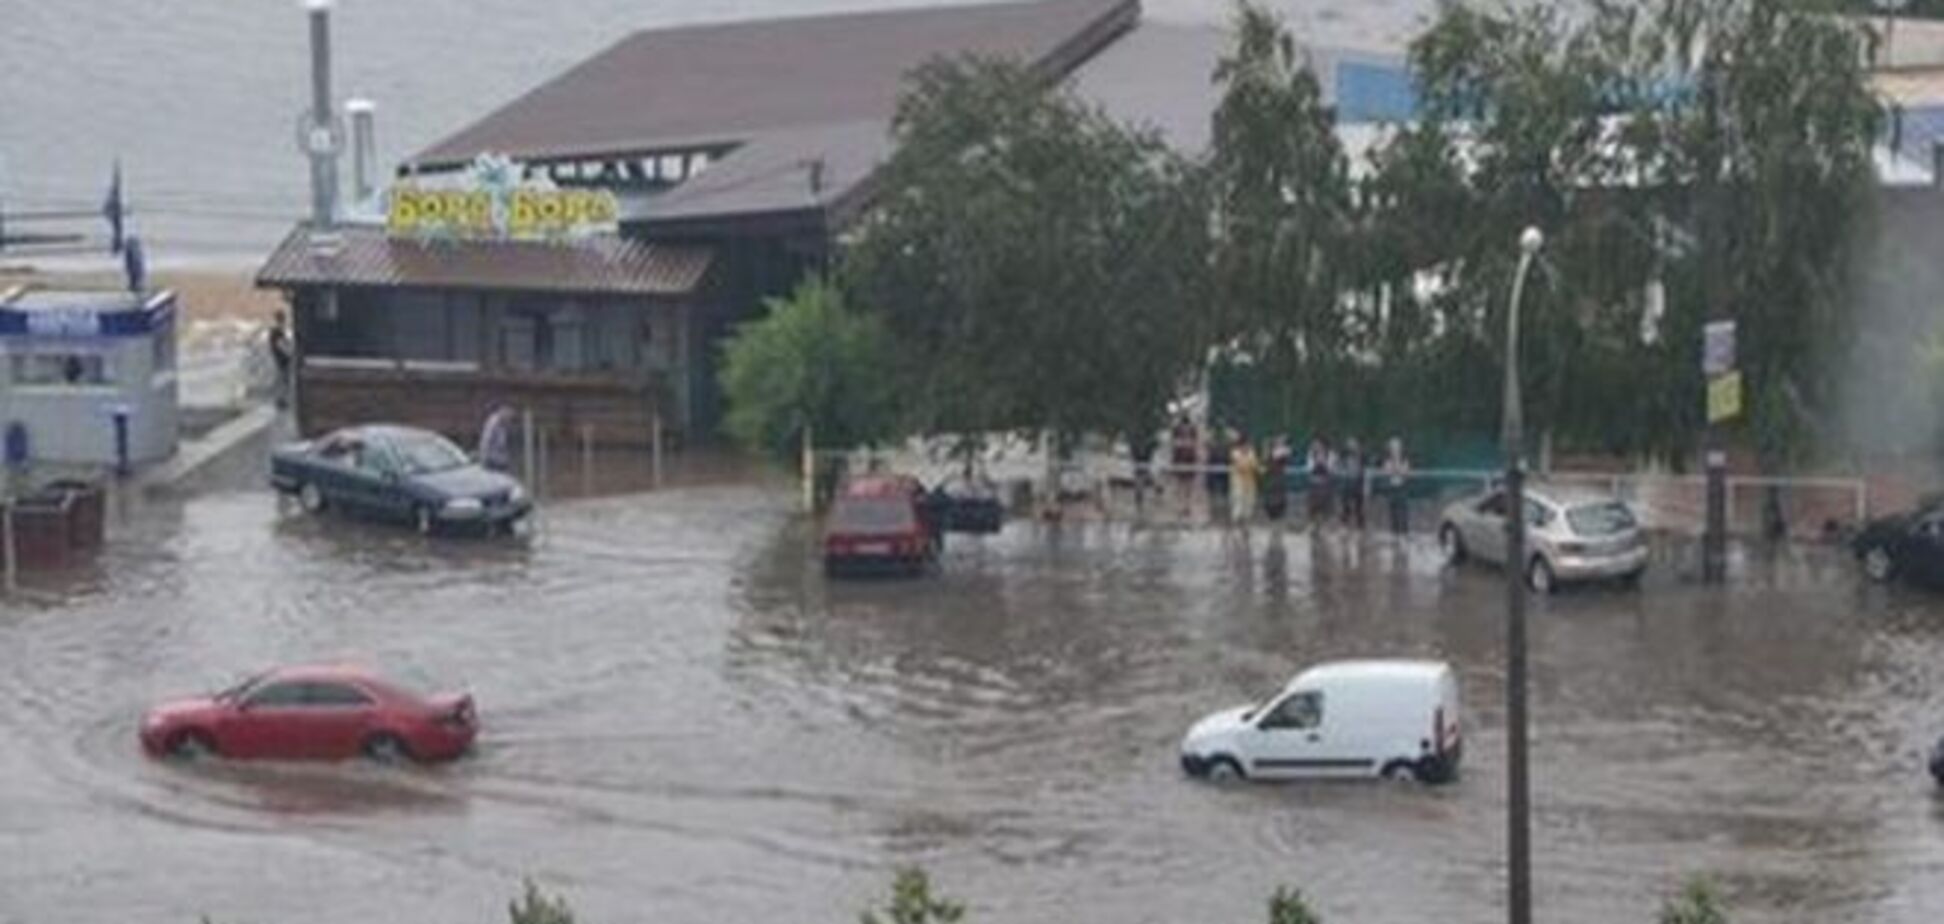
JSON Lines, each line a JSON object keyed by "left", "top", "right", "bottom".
{"left": 257, "top": 0, "right": 1137, "bottom": 448}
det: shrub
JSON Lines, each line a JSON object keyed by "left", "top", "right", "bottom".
{"left": 509, "top": 878, "right": 576, "bottom": 924}
{"left": 1659, "top": 876, "right": 1728, "bottom": 924}
{"left": 1267, "top": 886, "right": 1322, "bottom": 924}
{"left": 859, "top": 867, "right": 965, "bottom": 924}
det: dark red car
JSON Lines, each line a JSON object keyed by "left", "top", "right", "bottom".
{"left": 139, "top": 665, "right": 477, "bottom": 764}
{"left": 823, "top": 476, "right": 942, "bottom": 576}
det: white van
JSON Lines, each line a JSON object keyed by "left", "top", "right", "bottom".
{"left": 1179, "top": 659, "right": 1461, "bottom": 784}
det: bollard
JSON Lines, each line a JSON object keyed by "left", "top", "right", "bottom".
{"left": 522, "top": 408, "right": 536, "bottom": 486}
{"left": 2, "top": 501, "right": 15, "bottom": 595}
{"left": 651, "top": 409, "right": 663, "bottom": 490}
{"left": 580, "top": 423, "right": 593, "bottom": 496}
{"left": 112, "top": 408, "right": 131, "bottom": 477}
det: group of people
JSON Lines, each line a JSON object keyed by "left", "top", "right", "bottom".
{"left": 1166, "top": 418, "right": 1414, "bottom": 533}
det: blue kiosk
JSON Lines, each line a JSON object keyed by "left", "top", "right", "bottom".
{"left": 0, "top": 284, "right": 180, "bottom": 472}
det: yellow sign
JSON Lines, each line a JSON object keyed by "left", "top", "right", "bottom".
{"left": 1707, "top": 371, "right": 1742, "bottom": 424}
{"left": 385, "top": 154, "right": 620, "bottom": 241}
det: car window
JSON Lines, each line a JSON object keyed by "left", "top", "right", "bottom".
{"left": 304, "top": 682, "right": 374, "bottom": 707}
{"left": 355, "top": 442, "right": 401, "bottom": 477}
{"left": 1478, "top": 493, "right": 1506, "bottom": 516}
{"left": 1566, "top": 501, "right": 1636, "bottom": 536}
{"left": 1525, "top": 499, "right": 1552, "bottom": 528}
{"left": 1258, "top": 691, "right": 1323, "bottom": 730}
{"left": 392, "top": 432, "right": 470, "bottom": 475}
{"left": 242, "top": 681, "right": 309, "bottom": 709}
{"left": 831, "top": 497, "right": 917, "bottom": 532}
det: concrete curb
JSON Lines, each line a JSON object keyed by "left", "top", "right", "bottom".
{"left": 140, "top": 404, "right": 280, "bottom": 496}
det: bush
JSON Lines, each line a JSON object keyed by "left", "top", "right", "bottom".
{"left": 1267, "top": 886, "right": 1322, "bottom": 924}
{"left": 859, "top": 867, "right": 965, "bottom": 924}
{"left": 508, "top": 879, "right": 576, "bottom": 924}
{"left": 1659, "top": 876, "right": 1728, "bottom": 924}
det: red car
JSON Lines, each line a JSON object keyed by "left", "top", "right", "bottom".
{"left": 823, "top": 476, "right": 942, "bottom": 576}
{"left": 139, "top": 665, "right": 477, "bottom": 764}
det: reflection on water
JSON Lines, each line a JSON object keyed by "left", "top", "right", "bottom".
{"left": 5, "top": 486, "right": 1944, "bottom": 922}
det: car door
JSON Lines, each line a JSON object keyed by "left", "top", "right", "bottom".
{"left": 301, "top": 681, "right": 378, "bottom": 759}
{"left": 1901, "top": 515, "right": 1944, "bottom": 587}
{"left": 351, "top": 439, "right": 412, "bottom": 522}
{"left": 1466, "top": 492, "right": 1508, "bottom": 564}
{"left": 221, "top": 680, "right": 310, "bottom": 759}
{"left": 312, "top": 434, "right": 375, "bottom": 515}
{"left": 1238, "top": 690, "right": 1332, "bottom": 779}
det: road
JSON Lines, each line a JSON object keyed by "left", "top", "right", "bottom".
{"left": 3, "top": 485, "right": 1944, "bottom": 923}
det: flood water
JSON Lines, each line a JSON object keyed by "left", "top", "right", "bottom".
{"left": 5, "top": 482, "right": 1944, "bottom": 923}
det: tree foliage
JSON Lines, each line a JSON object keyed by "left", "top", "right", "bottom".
{"left": 843, "top": 55, "right": 1212, "bottom": 446}
{"left": 508, "top": 879, "right": 576, "bottom": 924}
{"left": 1266, "top": 886, "right": 1324, "bottom": 924}
{"left": 1658, "top": 876, "right": 1730, "bottom": 924}
{"left": 719, "top": 276, "right": 900, "bottom": 461}
{"left": 858, "top": 867, "right": 965, "bottom": 924}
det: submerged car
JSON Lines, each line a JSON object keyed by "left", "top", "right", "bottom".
{"left": 271, "top": 424, "right": 530, "bottom": 535}
{"left": 1439, "top": 484, "right": 1647, "bottom": 593}
{"left": 1851, "top": 502, "right": 1944, "bottom": 588}
{"left": 823, "top": 476, "right": 941, "bottom": 576}
{"left": 938, "top": 474, "right": 1005, "bottom": 534}
{"left": 1180, "top": 659, "right": 1462, "bottom": 785}
{"left": 140, "top": 664, "right": 477, "bottom": 764}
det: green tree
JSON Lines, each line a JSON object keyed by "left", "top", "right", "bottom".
{"left": 718, "top": 276, "right": 901, "bottom": 462}
{"left": 508, "top": 879, "right": 576, "bottom": 924}
{"left": 858, "top": 867, "right": 965, "bottom": 924}
{"left": 1208, "top": 1, "right": 1358, "bottom": 437}
{"left": 1658, "top": 876, "right": 1729, "bottom": 924}
{"left": 844, "top": 55, "right": 1212, "bottom": 449}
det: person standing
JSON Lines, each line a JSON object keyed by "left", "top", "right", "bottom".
{"left": 1230, "top": 434, "right": 1260, "bottom": 523}
{"left": 1337, "top": 437, "right": 1366, "bottom": 529}
{"left": 1305, "top": 437, "right": 1333, "bottom": 526}
{"left": 1263, "top": 437, "right": 1292, "bottom": 521}
{"left": 1204, "top": 427, "right": 1231, "bottom": 522}
{"left": 1169, "top": 415, "right": 1198, "bottom": 515}
{"left": 1381, "top": 436, "right": 1412, "bottom": 534}
{"left": 267, "top": 312, "right": 293, "bottom": 409}
{"left": 478, "top": 403, "right": 517, "bottom": 473}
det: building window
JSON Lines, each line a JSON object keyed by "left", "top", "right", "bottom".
{"left": 11, "top": 351, "right": 112, "bottom": 386}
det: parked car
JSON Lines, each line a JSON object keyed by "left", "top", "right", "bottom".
{"left": 271, "top": 424, "right": 530, "bottom": 535}
{"left": 1180, "top": 659, "right": 1461, "bottom": 784}
{"left": 939, "top": 474, "right": 1004, "bottom": 534}
{"left": 1851, "top": 502, "right": 1944, "bottom": 587}
{"left": 139, "top": 664, "right": 477, "bottom": 764}
{"left": 1439, "top": 483, "right": 1647, "bottom": 593}
{"left": 824, "top": 476, "right": 940, "bottom": 576}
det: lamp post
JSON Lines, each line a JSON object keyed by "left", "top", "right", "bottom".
{"left": 1503, "top": 224, "right": 1543, "bottom": 924}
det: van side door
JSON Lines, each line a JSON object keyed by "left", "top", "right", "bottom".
{"left": 1242, "top": 690, "right": 1332, "bottom": 779}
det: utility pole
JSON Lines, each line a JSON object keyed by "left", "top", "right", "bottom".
{"left": 1700, "top": 42, "right": 1730, "bottom": 584}
{"left": 1503, "top": 225, "right": 1544, "bottom": 924}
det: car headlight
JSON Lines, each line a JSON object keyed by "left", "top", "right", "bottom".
{"left": 508, "top": 484, "right": 527, "bottom": 504}
{"left": 443, "top": 497, "right": 484, "bottom": 516}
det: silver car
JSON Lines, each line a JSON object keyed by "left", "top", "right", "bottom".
{"left": 1438, "top": 484, "right": 1648, "bottom": 592}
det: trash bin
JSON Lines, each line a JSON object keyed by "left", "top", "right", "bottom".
{"left": 42, "top": 479, "right": 105, "bottom": 551}
{"left": 10, "top": 490, "right": 77, "bottom": 570}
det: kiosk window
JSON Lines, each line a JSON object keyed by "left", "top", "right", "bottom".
{"left": 12, "top": 352, "right": 111, "bottom": 386}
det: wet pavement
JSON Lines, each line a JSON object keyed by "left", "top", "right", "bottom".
{"left": 5, "top": 484, "right": 1944, "bottom": 924}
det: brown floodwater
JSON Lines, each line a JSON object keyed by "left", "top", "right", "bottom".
{"left": 4, "top": 484, "right": 1944, "bottom": 923}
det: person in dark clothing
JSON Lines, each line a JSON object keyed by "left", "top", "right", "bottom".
{"left": 1204, "top": 428, "right": 1231, "bottom": 521}
{"left": 268, "top": 313, "right": 294, "bottom": 409}
{"left": 1305, "top": 438, "right": 1333, "bottom": 526}
{"left": 1381, "top": 436, "right": 1412, "bottom": 535}
{"left": 1337, "top": 437, "right": 1366, "bottom": 529}
{"left": 1263, "top": 437, "right": 1292, "bottom": 521}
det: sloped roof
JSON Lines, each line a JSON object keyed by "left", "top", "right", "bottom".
{"left": 412, "top": 0, "right": 1139, "bottom": 169}
{"left": 255, "top": 225, "right": 711, "bottom": 298}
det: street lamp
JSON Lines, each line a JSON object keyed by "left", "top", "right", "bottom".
{"left": 1503, "top": 224, "right": 1542, "bottom": 924}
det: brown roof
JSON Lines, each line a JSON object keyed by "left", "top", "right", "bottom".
{"left": 254, "top": 225, "right": 711, "bottom": 298}
{"left": 412, "top": 0, "right": 1138, "bottom": 169}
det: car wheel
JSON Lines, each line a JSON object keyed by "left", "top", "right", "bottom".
{"left": 1862, "top": 546, "right": 1896, "bottom": 583}
{"left": 168, "top": 729, "right": 216, "bottom": 762}
{"left": 1527, "top": 556, "right": 1556, "bottom": 594}
{"left": 1381, "top": 760, "right": 1420, "bottom": 783}
{"left": 297, "top": 482, "right": 326, "bottom": 514}
{"left": 413, "top": 505, "right": 436, "bottom": 536}
{"left": 363, "top": 732, "right": 412, "bottom": 765}
{"left": 1205, "top": 756, "right": 1245, "bottom": 783}
{"left": 1440, "top": 524, "right": 1467, "bottom": 565}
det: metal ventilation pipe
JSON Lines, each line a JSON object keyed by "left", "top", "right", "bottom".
{"left": 304, "top": 0, "right": 341, "bottom": 243}
{"left": 347, "top": 98, "right": 376, "bottom": 205}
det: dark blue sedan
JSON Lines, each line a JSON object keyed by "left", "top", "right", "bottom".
{"left": 270, "top": 425, "right": 531, "bottom": 535}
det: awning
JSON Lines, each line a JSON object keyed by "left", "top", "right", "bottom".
{"left": 255, "top": 224, "right": 712, "bottom": 298}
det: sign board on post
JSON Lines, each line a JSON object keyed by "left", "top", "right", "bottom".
{"left": 1703, "top": 320, "right": 1736, "bottom": 377}
{"left": 1707, "top": 371, "right": 1743, "bottom": 424}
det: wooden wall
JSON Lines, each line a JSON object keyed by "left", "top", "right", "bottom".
{"left": 298, "top": 363, "right": 677, "bottom": 449}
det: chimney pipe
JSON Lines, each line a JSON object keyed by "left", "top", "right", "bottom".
{"left": 304, "top": 0, "right": 341, "bottom": 250}
{"left": 347, "top": 98, "right": 376, "bottom": 205}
